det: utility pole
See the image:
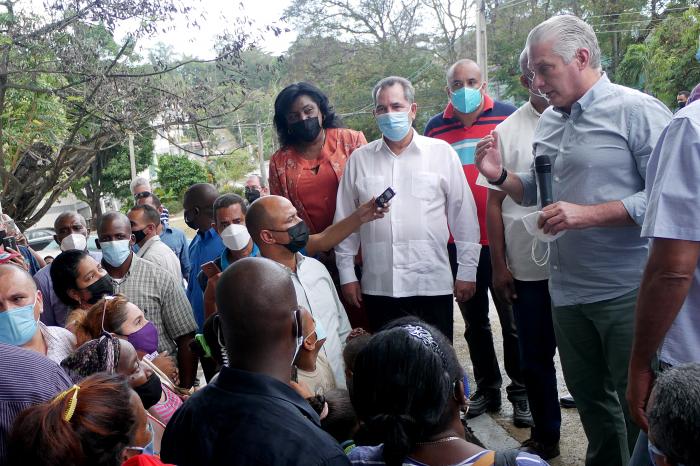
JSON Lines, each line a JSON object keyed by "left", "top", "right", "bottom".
{"left": 128, "top": 131, "right": 137, "bottom": 180}
{"left": 476, "top": 0, "right": 488, "bottom": 83}
{"left": 256, "top": 123, "right": 268, "bottom": 187}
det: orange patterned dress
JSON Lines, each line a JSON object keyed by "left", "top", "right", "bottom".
{"left": 268, "top": 127, "right": 367, "bottom": 234}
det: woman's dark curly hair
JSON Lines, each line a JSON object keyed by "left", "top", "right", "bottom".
{"left": 273, "top": 82, "right": 345, "bottom": 147}
{"left": 350, "top": 318, "right": 465, "bottom": 466}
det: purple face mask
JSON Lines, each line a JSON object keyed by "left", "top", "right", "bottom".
{"left": 126, "top": 321, "right": 159, "bottom": 355}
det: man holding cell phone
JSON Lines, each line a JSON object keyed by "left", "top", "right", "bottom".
{"left": 334, "top": 76, "right": 481, "bottom": 341}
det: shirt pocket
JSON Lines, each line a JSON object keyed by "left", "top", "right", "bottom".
{"left": 411, "top": 171, "right": 439, "bottom": 201}
{"left": 359, "top": 176, "right": 386, "bottom": 203}
{"left": 363, "top": 241, "right": 389, "bottom": 275}
{"left": 408, "top": 240, "right": 437, "bottom": 273}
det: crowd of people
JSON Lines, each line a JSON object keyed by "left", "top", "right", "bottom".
{"left": 0, "top": 13, "right": 699, "bottom": 466}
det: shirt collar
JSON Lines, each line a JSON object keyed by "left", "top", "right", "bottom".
{"left": 198, "top": 227, "right": 218, "bottom": 240}
{"left": 554, "top": 72, "right": 609, "bottom": 116}
{"left": 139, "top": 235, "right": 161, "bottom": 252}
{"left": 213, "top": 366, "right": 320, "bottom": 425}
{"left": 220, "top": 247, "right": 230, "bottom": 270}
{"left": 443, "top": 93, "right": 494, "bottom": 121}
{"left": 374, "top": 128, "right": 419, "bottom": 155}
{"left": 526, "top": 101, "right": 543, "bottom": 118}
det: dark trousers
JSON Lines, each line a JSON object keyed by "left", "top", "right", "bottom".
{"left": 512, "top": 279, "right": 561, "bottom": 443}
{"left": 363, "top": 294, "right": 455, "bottom": 342}
{"left": 448, "top": 243, "right": 526, "bottom": 400}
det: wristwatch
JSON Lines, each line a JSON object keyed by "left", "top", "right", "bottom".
{"left": 488, "top": 168, "right": 508, "bottom": 186}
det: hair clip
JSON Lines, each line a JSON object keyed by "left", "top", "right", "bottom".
{"left": 53, "top": 385, "right": 81, "bottom": 422}
{"left": 401, "top": 324, "right": 448, "bottom": 369}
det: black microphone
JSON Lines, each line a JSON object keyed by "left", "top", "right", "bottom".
{"left": 535, "top": 155, "right": 554, "bottom": 207}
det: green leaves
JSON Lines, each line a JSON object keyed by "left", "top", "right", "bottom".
{"left": 156, "top": 154, "right": 209, "bottom": 201}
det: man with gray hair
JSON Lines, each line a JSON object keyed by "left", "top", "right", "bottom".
{"left": 130, "top": 176, "right": 170, "bottom": 225}
{"left": 335, "top": 76, "right": 481, "bottom": 342}
{"left": 474, "top": 15, "right": 672, "bottom": 465}
{"left": 644, "top": 364, "right": 700, "bottom": 466}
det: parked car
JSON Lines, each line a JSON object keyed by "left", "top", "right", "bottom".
{"left": 25, "top": 228, "right": 56, "bottom": 251}
{"left": 38, "top": 234, "right": 100, "bottom": 261}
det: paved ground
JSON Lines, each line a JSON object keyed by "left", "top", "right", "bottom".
{"left": 452, "top": 299, "right": 587, "bottom": 465}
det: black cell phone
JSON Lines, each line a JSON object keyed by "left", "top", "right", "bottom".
{"left": 2, "top": 236, "right": 17, "bottom": 251}
{"left": 291, "top": 365, "right": 298, "bottom": 383}
{"left": 375, "top": 187, "right": 396, "bottom": 207}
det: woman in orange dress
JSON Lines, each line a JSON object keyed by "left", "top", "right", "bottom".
{"left": 269, "top": 82, "right": 367, "bottom": 235}
{"left": 269, "top": 82, "right": 369, "bottom": 328}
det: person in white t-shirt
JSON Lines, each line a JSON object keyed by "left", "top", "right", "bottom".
{"left": 295, "top": 307, "right": 337, "bottom": 396}
{"left": 475, "top": 49, "right": 559, "bottom": 460}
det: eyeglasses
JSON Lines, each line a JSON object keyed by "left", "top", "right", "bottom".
{"left": 134, "top": 191, "right": 152, "bottom": 200}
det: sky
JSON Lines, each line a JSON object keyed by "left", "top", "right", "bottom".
{"left": 16, "top": 0, "right": 296, "bottom": 58}
{"left": 131, "top": 0, "right": 297, "bottom": 58}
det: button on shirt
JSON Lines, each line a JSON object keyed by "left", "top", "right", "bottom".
{"left": 288, "top": 253, "right": 351, "bottom": 387}
{"left": 0, "top": 343, "right": 72, "bottom": 463}
{"left": 516, "top": 74, "right": 672, "bottom": 306}
{"left": 643, "top": 103, "right": 700, "bottom": 366}
{"left": 111, "top": 254, "right": 197, "bottom": 355}
{"left": 161, "top": 366, "right": 350, "bottom": 466}
{"left": 186, "top": 228, "right": 224, "bottom": 329}
{"left": 136, "top": 235, "right": 183, "bottom": 281}
{"left": 160, "top": 225, "right": 190, "bottom": 279}
{"left": 476, "top": 102, "right": 549, "bottom": 282}
{"left": 335, "top": 131, "right": 481, "bottom": 297}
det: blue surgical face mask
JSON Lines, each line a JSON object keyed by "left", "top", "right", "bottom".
{"left": 0, "top": 294, "right": 39, "bottom": 346}
{"left": 312, "top": 316, "right": 327, "bottom": 342}
{"left": 376, "top": 111, "right": 412, "bottom": 142}
{"left": 451, "top": 86, "right": 483, "bottom": 114}
{"left": 100, "top": 239, "right": 132, "bottom": 267}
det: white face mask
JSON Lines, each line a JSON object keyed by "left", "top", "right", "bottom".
{"left": 60, "top": 233, "right": 88, "bottom": 252}
{"left": 521, "top": 211, "right": 566, "bottom": 266}
{"left": 220, "top": 224, "right": 251, "bottom": 252}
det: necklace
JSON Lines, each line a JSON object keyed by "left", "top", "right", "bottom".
{"left": 416, "top": 436, "right": 462, "bottom": 446}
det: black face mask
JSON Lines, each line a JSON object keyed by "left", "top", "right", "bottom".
{"left": 133, "top": 372, "right": 163, "bottom": 410}
{"left": 288, "top": 118, "right": 322, "bottom": 143}
{"left": 244, "top": 186, "right": 261, "bottom": 204}
{"left": 678, "top": 101, "right": 686, "bottom": 108}
{"left": 283, "top": 220, "right": 309, "bottom": 253}
{"left": 132, "top": 228, "right": 148, "bottom": 244}
{"left": 83, "top": 274, "right": 115, "bottom": 305}
{"left": 184, "top": 209, "right": 199, "bottom": 231}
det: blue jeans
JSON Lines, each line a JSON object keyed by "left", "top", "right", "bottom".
{"left": 512, "top": 279, "right": 561, "bottom": 444}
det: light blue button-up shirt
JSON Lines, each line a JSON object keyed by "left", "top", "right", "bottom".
{"left": 643, "top": 102, "right": 700, "bottom": 366}
{"left": 517, "top": 74, "right": 672, "bottom": 306}
{"left": 160, "top": 225, "right": 191, "bottom": 278}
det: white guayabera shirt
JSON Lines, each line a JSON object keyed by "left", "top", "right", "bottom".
{"left": 334, "top": 130, "right": 481, "bottom": 298}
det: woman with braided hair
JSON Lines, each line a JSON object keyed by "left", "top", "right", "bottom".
{"left": 348, "top": 318, "right": 549, "bottom": 466}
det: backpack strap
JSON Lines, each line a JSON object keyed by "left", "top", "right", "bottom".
{"left": 472, "top": 451, "right": 496, "bottom": 466}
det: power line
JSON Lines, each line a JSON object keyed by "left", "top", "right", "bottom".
{"left": 584, "top": 6, "right": 689, "bottom": 19}
{"left": 594, "top": 28, "right": 654, "bottom": 34}
{"left": 496, "top": 0, "right": 530, "bottom": 10}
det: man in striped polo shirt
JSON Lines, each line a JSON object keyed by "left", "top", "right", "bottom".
{"left": 425, "top": 59, "right": 531, "bottom": 427}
